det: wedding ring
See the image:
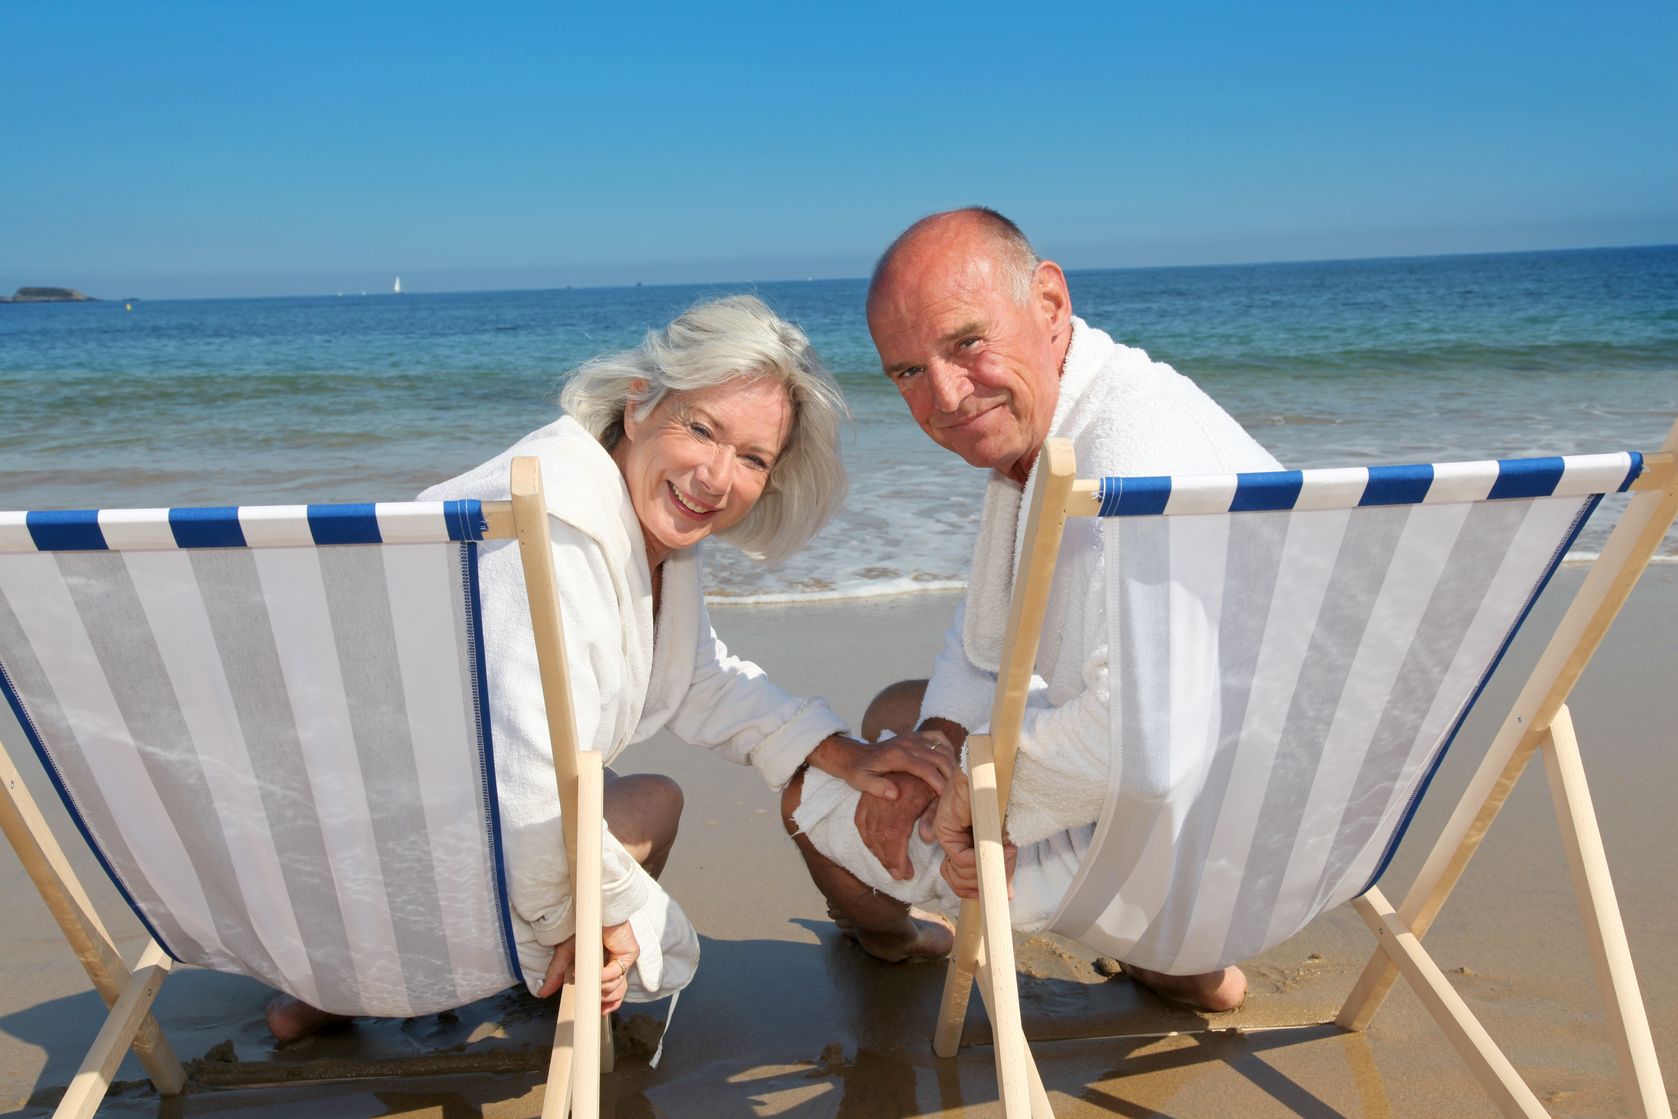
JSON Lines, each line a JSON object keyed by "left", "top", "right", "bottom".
{"left": 614, "top": 957, "right": 629, "bottom": 979}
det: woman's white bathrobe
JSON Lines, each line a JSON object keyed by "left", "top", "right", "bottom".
{"left": 424, "top": 417, "right": 847, "bottom": 1000}
{"left": 795, "top": 319, "right": 1280, "bottom": 930}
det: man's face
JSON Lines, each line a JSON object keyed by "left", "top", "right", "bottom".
{"left": 868, "top": 241, "right": 1066, "bottom": 484}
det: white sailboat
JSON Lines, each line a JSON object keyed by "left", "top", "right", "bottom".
{"left": 393, "top": 276, "right": 403, "bottom": 295}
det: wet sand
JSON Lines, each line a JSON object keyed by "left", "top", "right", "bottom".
{"left": 2, "top": 566, "right": 1675, "bottom": 1117}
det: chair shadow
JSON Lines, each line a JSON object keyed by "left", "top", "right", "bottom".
{"left": 1, "top": 965, "right": 570, "bottom": 1117}
{"left": 2, "top": 924, "right": 1394, "bottom": 1118}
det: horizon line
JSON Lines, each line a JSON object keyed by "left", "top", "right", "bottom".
{"left": 10, "top": 240, "right": 1674, "bottom": 305}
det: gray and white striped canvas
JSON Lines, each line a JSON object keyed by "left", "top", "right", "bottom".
{"left": 0, "top": 534, "right": 517, "bottom": 1017}
{"left": 1047, "top": 490, "right": 1596, "bottom": 974}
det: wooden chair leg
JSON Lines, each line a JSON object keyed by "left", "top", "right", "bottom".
{"left": 1540, "top": 706, "right": 1671, "bottom": 1119}
{"left": 542, "top": 985, "right": 577, "bottom": 1119}
{"left": 1335, "top": 733, "right": 1541, "bottom": 1032}
{"left": 52, "top": 941, "right": 174, "bottom": 1119}
{"left": 969, "top": 737, "right": 1032, "bottom": 1118}
{"left": 973, "top": 949, "right": 1055, "bottom": 1118}
{"left": 1, "top": 742, "right": 184, "bottom": 1096}
{"left": 1351, "top": 888, "right": 1546, "bottom": 1118}
{"left": 570, "top": 752, "right": 605, "bottom": 1119}
{"left": 934, "top": 899, "right": 981, "bottom": 1058}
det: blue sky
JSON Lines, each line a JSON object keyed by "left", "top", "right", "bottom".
{"left": 5, "top": 1, "right": 1675, "bottom": 298}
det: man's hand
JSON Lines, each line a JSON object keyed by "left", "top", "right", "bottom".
{"left": 536, "top": 920, "right": 641, "bottom": 1015}
{"left": 855, "top": 771, "right": 935, "bottom": 880}
{"left": 932, "top": 772, "right": 1017, "bottom": 900}
{"left": 819, "top": 730, "right": 955, "bottom": 801}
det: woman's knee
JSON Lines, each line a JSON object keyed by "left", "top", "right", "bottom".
{"left": 604, "top": 773, "right": 684, "bottom": 859}
{"left": 641, "top": 773, "right": 684, "bottom": 822}
{"left": 779, "top": 768, "right": 806, "bottom": 836}
{"left": 860, "top": 679, "right": 929, "bottom": 743}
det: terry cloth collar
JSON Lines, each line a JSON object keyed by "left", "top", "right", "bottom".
{"left": 961, "top": 317, "right": 1112, "bottom": 671}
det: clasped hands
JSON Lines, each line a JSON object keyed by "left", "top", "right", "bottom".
{"left": 845, "top": 728, "right": 1016, "bottom": 901}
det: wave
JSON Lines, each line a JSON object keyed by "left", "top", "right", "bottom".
{"left": 706, "top": 577, "right": 967, "bottom": 607}
{"left": 704, "top": 550, "right": 1676, "bottom": 607}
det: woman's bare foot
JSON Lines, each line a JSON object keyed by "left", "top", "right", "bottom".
{"left": 829, "top": 905, "right": 954, "bottom": 962}
{"left": 266, "top": 996, "right": 352, "bottom": 1043}
{"left": 1121, "top": 963, "right": 1247, "bottom": 1012}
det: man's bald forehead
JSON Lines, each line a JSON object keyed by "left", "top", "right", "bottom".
{"left": 869, "top": 207, "right": 1039, "bottom": 307}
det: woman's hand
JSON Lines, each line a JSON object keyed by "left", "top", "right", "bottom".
{"left": 933, "top": 774, "right": 1017, "bottom": 901}
{"left": 811, "top": 730, "right": 956, "bottom": 801}
{"left": 537, "top": 920, "right": 641, "bottom": 1015}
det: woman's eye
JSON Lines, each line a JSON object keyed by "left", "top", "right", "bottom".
{"left": 688, "top": 422, "right": 713, "bottom": 440}
{"left": 742, "top": 454, "right": 769, "bottom": 472}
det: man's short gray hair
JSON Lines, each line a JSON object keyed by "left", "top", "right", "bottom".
{"left": 869, "top": 206, "right": 1042, "bottom": 305}
{"left": 560, "top": 294, "right": 849, "bottom": 564}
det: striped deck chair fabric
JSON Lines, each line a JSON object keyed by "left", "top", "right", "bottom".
{"left": 1049, "top": 453, "right": 1641, "bottom": 973}
{"left": 936, "top": 428, "right": 1676, "bottom": 1119}
{"left": 0, "top": 501, "right": 520, "bottom": 1019}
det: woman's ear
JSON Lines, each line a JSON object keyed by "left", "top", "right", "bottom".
{"left": 622, "top": 379, "right": 652, "bottom": 437}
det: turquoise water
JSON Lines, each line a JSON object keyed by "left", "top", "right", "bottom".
{"left": 4, "top": 246, "right": 1675, "bottom": 599}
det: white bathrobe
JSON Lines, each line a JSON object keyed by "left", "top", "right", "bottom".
{"left": 424, "top": 417, "right": 847, "bottom": 998}
{"left": 795, "top": 319, "right": 1280, "bottom": 927}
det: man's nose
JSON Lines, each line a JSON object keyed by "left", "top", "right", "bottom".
{"left": 927, "top": 360, "right": 971, "bottom": 413}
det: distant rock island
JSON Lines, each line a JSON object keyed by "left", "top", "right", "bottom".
{"left": 0, "top": 287, "right": 96, "bottom": 303}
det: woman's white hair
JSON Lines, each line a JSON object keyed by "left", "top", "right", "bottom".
{"left": 560, "top": 294, "right": 849, "bottom": 564}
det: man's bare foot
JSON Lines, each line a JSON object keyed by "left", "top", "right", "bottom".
{"left": 828, "top": 905, "right": 954, "bottom": 962}
{"left": 1122, "top": 963, "right": 1247, "bottom": 1012}
{"left": 266, "top": 996, "right": 352, "bottom": 1043}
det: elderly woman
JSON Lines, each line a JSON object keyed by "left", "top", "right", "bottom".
{"left": 268, "top": 294, "right": 953, "bottom": 1041}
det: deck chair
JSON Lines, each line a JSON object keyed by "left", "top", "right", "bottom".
{"left": 0, "top": 458, "right": 615, "bottom": 1119}
{"left": 939, "top": 420, "right": 1678, "bottom": 1118}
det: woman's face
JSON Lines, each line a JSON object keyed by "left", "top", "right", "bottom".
{"left": 613, "top": 375, "right": 794, "bottom": 565}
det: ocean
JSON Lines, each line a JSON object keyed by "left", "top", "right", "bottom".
{"left": 3, "top": 245, "right": 1675, "bottom": 602}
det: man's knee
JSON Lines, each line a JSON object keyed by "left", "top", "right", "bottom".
{"left": 861, "top": 678, "right": 929, "bottom": 743}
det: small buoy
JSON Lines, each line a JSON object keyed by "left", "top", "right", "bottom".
{"left": 125, "top": 303, "right": 132, "bottom": 312}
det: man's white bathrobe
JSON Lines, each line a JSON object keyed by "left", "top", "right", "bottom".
{"left": 424, "top": 417, "right": 846, "bottom": 1000}
{"left": 795, "top": 319, "right": 1279, "bottom": 929}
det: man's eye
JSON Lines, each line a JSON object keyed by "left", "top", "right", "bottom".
{"left": 893, "top": 366, "right": 923, "bottom": 382}
{"left": 958, "top": 336, "right": 981, "bottom": 350}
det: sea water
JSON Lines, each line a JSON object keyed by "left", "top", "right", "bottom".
{"left": 3, "top": 246, "right": 1674, "bottom": 601}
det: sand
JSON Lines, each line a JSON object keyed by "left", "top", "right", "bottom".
{"left": 2, "top": 566, "right": 1675, "bottom": 1117}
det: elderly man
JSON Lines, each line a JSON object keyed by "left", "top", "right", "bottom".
{"left": 782, "top": 207, "right": 1280, "bottom": 1011}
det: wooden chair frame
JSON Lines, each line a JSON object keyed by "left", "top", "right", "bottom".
{"left": 0, "top": 456, "right": 615, "bottom": 1119}
{"left": 938, "top": 424, "right": 1678, "bottom": 1118}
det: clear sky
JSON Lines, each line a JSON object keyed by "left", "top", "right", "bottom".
{"left": 5, "top": 1, "right": 1675, "bottom": 298}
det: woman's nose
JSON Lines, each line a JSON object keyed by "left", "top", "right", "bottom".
{"left": 693, "top": 442, "right": 733, "bottom": 494}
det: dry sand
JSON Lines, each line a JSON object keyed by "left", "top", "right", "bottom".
{"left": 2, "top": 566, "right": 1675, "bottom": 1117}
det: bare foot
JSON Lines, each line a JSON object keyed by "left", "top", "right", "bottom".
{"left": 266, "top": 996, "right": 352, "bottom": 1043}
{"left": 1122, "top": 964, "right": 1247, "bottom": 1012}
{"left": 829, "top": 905, "right": 954, "bottom": 962}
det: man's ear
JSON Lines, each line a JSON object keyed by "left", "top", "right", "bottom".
{"left": 1033, "top": 260, "right": 1071, "bottom": 337}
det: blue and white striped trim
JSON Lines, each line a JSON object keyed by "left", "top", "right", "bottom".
{"left": 0, "top": 499, "right": 489, "bottom": 553}
{"left": 1095, "top": 452, "right": 1643, "bottom": 518}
